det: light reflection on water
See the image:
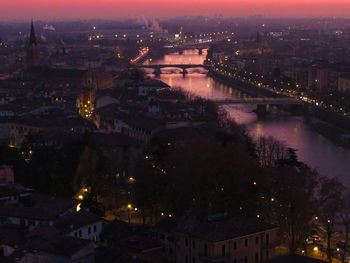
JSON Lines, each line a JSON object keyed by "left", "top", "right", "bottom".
{"left": 146, "top": 50, "right": 350, "bottom": 186}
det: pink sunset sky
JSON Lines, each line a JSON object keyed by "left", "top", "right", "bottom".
{"left": 1, "top": 0, "right": 350, "bottom": 20}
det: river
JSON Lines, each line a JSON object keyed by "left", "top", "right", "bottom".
{"left": 143, "top": 49, "right": 350, "bottom": 186}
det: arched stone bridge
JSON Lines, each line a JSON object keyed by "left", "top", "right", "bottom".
{"left": 133, "top": 64, "right": 206, "bottom": 75}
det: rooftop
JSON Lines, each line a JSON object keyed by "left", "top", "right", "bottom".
{"left": 10, "top": 114, "right": 91, "bottom": 129}
{"left": 0, "top": 193, "right": 77, "bottom": 221}
{"left": 0, "top": 184, "right": 32, "bottom": 198}
{"left": 30, "top": 236, "right": 93, "bottom": 258}
{"left": 155, "top": 216, "right": 278, "bottom": 242}
{"left": 54, "top": 210, "right": 102, "bottom": 234}
{"left": 262, "top": 254, "right": 327, "bottom": 263}
{"left": 139, "top": 79, "right": 170, "bottom": 88}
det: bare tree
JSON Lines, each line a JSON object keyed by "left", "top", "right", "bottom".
{"left": 255, "top": 136, "right": 288, "bottom": 167}
{"left": 340, "top": 193, "right": 350, "bottom": 263}
{"left": 318, "top": 177, "right": 345, "bottom": 263}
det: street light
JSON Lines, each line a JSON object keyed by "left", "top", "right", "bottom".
{"left": 127, "top": 204, "right": 132, "bottom": 224}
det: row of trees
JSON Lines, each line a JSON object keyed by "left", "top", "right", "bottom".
{"left": 133, "top": 124, "right": 348, "bottom": 262}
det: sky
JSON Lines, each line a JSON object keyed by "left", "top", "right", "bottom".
{"left": 1, "top": 0, "right": 350, "bottom": 20}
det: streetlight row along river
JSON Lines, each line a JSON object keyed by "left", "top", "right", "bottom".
{"left": 143, "top": 49, "right": 350, "bottom": 187}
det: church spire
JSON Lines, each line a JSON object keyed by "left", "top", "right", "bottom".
{"left": 26, "top": 20, "right": 40, "bottom": 68}
{"left": 29, "top": 20, "right": 37, "bottom": 46}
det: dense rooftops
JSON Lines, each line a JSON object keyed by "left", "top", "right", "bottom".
{"left": 54, "top": 210, "right": 102, "bottom": 234}
{"left": 26, "top": 236, "right": 94, "bottom": 258}
{"left": 156, "top": 216, "right": 278, "bottom": 242}
{"left": 0, "top": 193, "right": 77, "bottom": 221}
{"left": 262, "top": 254, "right": 327, "bottom": 263}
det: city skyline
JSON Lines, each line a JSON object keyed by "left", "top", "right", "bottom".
{"left": 2, "top": 0, "right": 350, "bottom": 20}
{"left": 2, "top": 1, "right": 350, "bottom": 261}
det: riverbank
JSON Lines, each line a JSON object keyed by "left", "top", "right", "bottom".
{"left": 209, "top": 68, "right": 350, "bottom": 149}
{"left": 208, "top": 70, "right": 285, "bottom": 98}
{"left": 308, "top": 119, "right": 350, "bottom": 148}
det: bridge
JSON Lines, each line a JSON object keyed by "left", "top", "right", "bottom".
{"left": 164, "top": 41, "right": 212, "bottom": 54}
{"left": 133, "top": 64, "right": 206, "bottom": 75}
{"left": 213, "top": 97, "right": 303, "bottom": 105}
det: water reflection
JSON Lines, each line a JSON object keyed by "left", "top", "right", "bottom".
{"left": 146, "top": 50, "right": 350, "bottom": 186}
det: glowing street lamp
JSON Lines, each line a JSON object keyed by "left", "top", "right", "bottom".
{"left": 127, "top": 204, "right": 132, "bottom": 224}
{"left": 128, "top": 177, "right": 135, "bottom": 183}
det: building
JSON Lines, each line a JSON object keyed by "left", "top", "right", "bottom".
{"left": 155, "top": 215, "right": 279, "bottom": 263}
{"left": 283, "top": 66, "right": 309, "bottom": 90}
{"left": 137, "top": 79, "right": 170, "bottom": 97}
{"left": 262, "top": 254, "right": 327, "bottom": 263}
{"left": 8, "top": 114, "right": 93, "bottom": 147}
{"left": 18, "top": 237, "right": 95, "bottom": 263}
{"left": 235, "top": 33, "right": 273, "bottom": 57}
{"left": 0, "top": 184, "right": 33, "bottom": 206}
{"left": 338, "top": 73, "right": 350, "bottom": 93}
{"left": 54, "top": 211, "right": 104, "bottom": 242}
{"left": 100, "top": 220, "right": 163, "bottom": 262}
{"left": 0, "top": 166, "right": 14, "bottom": 185}
{"left": 307, "top": 65, "right": 349, "bottom": 92}
{"left": 0, "top": 193, "right": 77, "bottom": 230}
{"left": 93, "top": 105, "right": 164, "bottom": 143}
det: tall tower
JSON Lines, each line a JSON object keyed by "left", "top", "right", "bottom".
{"left": 256, "top": 32, "right": 263, "bottom": 55}
{"left": 26, "top": 21, "right": 40, "bottom": 68}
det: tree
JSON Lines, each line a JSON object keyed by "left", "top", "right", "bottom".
{"left": 81, "top": 189, "right": 104, "bottom": 216}
{"left": 134, "top": 156, "right": 168, "bottom": 224}
{"left": 161, "top": 129, "right": 263, "bottom": 218}
{"left": 340, "top": 193, "right": 350, "bottom": 263}
{"left": 263, "top": 166, "right": 319, "bottom": 253}
{"left": 258, "top": 147, "right": 320, "bottom": 253}
{"left": 318, "top": 176, "right": 345, "bottom": 263}
{"left": 255, "top": 136, "right": 288, "bottom": 167}
{"left": 73, "top": 147, "right": 98, "bottom": 193}
{"left": 73, "top": 136, "right": 133, "bottom": 214}
{"left": 275, "top": 148, "right": 303, "bottom": 168}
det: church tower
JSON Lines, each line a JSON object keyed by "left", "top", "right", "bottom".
{"left": 26, "top": 21, "right": 40, "bottom": 68}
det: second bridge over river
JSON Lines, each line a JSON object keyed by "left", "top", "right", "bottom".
{"left": 214, "top": 97, "right": 304, "bottom": 116}
{"left": 213, "top": 97, "right": 302, "bottom": 105}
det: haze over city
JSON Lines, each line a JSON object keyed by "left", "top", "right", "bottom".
{"left": 2, "top": 0, "right": 350, "bottom": 262}
{"left": 2, "top": 0, "right": 350, "bottom": 20}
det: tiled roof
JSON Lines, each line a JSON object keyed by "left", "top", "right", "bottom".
{"left": 139, "top": 79, "right": 170, "bottom": 88}
{"left": 54, "top": 211, "right": 102, "bottom": 234}
{"left": 0, "top": 184, "right": 33, "bottom": 198}
{"left": 0, "top": 193, "right": 77, "bottom": 220}
{"left": 0, "top": 226, "right": 26, "bottom": 246}
{"left": 155, "top": 216, "right": 277, "bottom": 242}
{"left": 10, "top": 114, "right": 91, "bottom": 129}
{"left": 262, "top": 254, "right": 327, "bottom": 263}
{"left": 30, "top": 236, "right": 93, "bottom": 258}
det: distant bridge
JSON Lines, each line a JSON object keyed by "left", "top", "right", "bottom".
{"left": 134, "top": 64, "right": 205, "bottom": 69}
{"left": 164, "top": 40, "right": 213, "bottom": 54}
{"left": 164, "top": 41, "right": 211, "bottom": 50}
{"left": 213, "top": 97, "right": 303, "bottom": 105}
{"left": 133, "top": 64, "right": 206, "bottom": 75}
